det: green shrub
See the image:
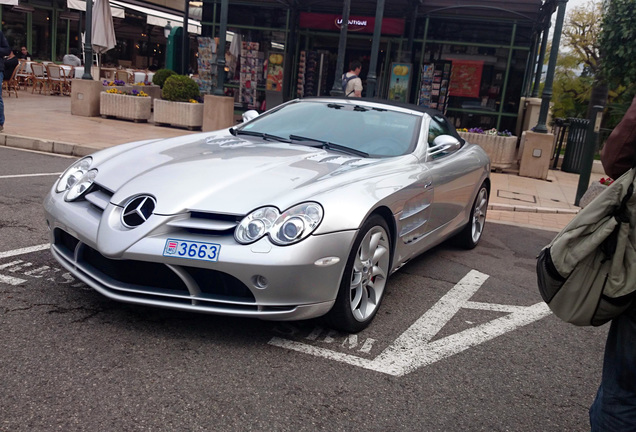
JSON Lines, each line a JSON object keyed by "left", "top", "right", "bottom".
{"left": 161, "top": 75, "right": 201, "bottom": 102}
{"left": 152, "top": 68, "right": 177, "bottom": 88}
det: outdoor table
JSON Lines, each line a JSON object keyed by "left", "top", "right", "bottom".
{"left": 60, "top": 65, "right": 73, "bottom": 77}
{"left": 133, "top": 71, "right": 147, "bottom": 83}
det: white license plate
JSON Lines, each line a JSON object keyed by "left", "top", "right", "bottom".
{"left": 163, "top": 238, "right": 221, "bottom": 262}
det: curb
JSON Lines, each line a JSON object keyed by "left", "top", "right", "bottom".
{"left": 488, "top": 203, "right": 579, "bottom": 214}
{"left": 1, "top": 132, "right": 99, "bottom": 158}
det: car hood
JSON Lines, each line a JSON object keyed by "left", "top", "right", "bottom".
{"left": 98, "top": 131, "right": 399, "bottom": 215}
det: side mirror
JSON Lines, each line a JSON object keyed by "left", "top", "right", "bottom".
{"left": 242, "top": 110, "right": 260, "bottom": 123}
{"left": 428, "top": 134, "right": 461, "bottom": 157}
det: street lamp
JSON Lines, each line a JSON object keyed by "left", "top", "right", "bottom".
{"left": 164, "top": 21, "right": 172, "bottom": 38}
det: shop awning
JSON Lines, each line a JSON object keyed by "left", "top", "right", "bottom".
{"left": 110, "top": 0, "right": 201, "bottom": 34}
{"left": 67, "top": 0, "right": 125, "bottom": 18}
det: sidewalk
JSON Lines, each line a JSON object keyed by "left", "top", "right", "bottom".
{"left": 1, "top": 89, "right": 604, "bottom": 232}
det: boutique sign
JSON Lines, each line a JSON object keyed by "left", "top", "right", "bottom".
{"left": 299, "top": 12, "right": 405, "bottom": 35}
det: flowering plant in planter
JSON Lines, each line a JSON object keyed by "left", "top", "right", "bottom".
{"left": 103, "top": 79, "right": 126, "bottom": 86}
{"left": 464, "top": 127, "right": 512, "bottom": 136}
{"left": 105, "top": 88, "right": 149, "bottom": 97}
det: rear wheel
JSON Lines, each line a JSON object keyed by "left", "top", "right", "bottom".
{"left": 325, "top": 215, "right": 391, "bottom": 333}
{"left": 456, "top": 183, "right": 489, "bottom": 249}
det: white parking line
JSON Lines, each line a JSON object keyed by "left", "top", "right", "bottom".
{"left": 270, "top": 270, "right": 552, "bottom": 376}
{"left": 0, "top": 274, "right": 27, "bottom": 285}
{"left": 0, "top": 244, "right": 50, "bottom": 259}
{"left": 0, "top": 173, "right": 61, "bottom": 179}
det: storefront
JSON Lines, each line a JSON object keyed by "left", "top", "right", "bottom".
{"left": 1, "top": 0, "right": 555, "bottom": 132}
{"left": 0, "top": 0, "right": 198, "bottom": 69}
{"left": 198, "top": 0, "right": 549, "bottom": 131}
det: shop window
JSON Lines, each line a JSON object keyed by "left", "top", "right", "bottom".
{"left": 32, "top": 8, "right": 52, "bottom": 60}
{"left": 2, "top": 7, "right": 28, "bottom": 51}
{"left": 214, "top": 27, "right": 286, "bottom": 109}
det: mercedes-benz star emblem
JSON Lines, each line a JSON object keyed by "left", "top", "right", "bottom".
{"left": 121, "top": 195, "right": 156, "bottom": 228}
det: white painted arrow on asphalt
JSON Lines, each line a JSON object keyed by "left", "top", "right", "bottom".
{"left": 269, "top": 269, "right": 552, "bottom": 376}
{"left": 0, "top": 245, "right": 50, "bottom": 286}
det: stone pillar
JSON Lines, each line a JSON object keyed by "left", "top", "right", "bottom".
{"left": 71, "top": 80, "right": 104, "bottom": 117}
{"left": 519, "top": 131, "right": 554, "bottom": 180}
{"left": 516, "top": 97, "right": 544, "bottom": 136}
{"left": 203, "top": 95, "right": 234, "bottom": 131}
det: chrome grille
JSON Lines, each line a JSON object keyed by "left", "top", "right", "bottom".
{"left": 166, "top": 211, "right": 241, "bottom": 234}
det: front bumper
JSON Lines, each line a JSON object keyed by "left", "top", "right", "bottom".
{"left": 44, "top": 189, "right": 357, "bottom": 321}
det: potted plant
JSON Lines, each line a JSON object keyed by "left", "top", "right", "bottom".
{"left": 151, "top": 68, "right": 177, "bottom": 89}
{"left": 100, "top": 88, "right": 152, "bottom": 122}
{"left": 126, "top": 81, "right": 162, "bottom": 107}
{"left": 101, "top": 79, "right": 127, "bottom": 94}
{"left": 153, "top": 74, "right": 204, "bottom": 130}
{"left": 457, "top": 128, "right": 518, "bottom": 170}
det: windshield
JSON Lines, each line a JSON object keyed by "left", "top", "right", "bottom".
{"left": 237, "top": 100, "right": 421, "bottom": 157}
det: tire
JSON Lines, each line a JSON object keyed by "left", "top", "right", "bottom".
{"left": 456, "top": 183, "right": 489, "bottom": 249}
{"left": 325, "top": 215, "right": 392, "bottom": 333}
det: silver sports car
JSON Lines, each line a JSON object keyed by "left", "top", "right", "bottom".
{"left": 44, "top": 97, "right": 490, "bottom": 332}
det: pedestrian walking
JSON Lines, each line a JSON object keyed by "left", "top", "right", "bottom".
{"left": 589, "top": 94, "right": 636, "bottom": 431}
{"left": 342, "top": 60, "right": 362, "bottom": 97}
{"left": 0, "top": 30, "right": 13, "bottom": 132}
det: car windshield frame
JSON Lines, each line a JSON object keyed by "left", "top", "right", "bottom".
{"left": 234, "top": 99, "right": 422, "bottom": 158}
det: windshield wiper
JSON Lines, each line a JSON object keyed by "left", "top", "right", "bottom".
{"left": 289, "top": 134, "right": 368, "bottom": 158}
{"left": 234, "top": 129, "right": 291, "bottom": 143}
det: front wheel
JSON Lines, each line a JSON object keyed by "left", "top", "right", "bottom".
{"left": 325, "top": 215, "right": 392, "bottom": 333}
{"left": 456, "top": 183, "right": 489, "bottom": 249}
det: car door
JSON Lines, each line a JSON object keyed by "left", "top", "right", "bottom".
{"left": 424, "top": 114, "right": 484, "bottom": 237}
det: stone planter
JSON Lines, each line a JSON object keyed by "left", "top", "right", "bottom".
{"left": 458, "top": 131, "right": 518, "bottom": 170}
{"left": 154, "top": 99, "right": 204, "bottom": 130}
{"left": 100, "top": 92, "right": 152, "bottom": 122}
{"left": 123, "top": 84, "right": 162, "bottom": 108}
{"left": 579, "top": 182, "right": 607, "bottom": 208}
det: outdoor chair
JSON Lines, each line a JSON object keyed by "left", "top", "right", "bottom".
{"left": 14, "top": 60, "right": 31, "bottom": 90}
{"left": 46, "top": 64, "right": 71, "bottom": 96}
{"left": 115, "top": 69, "right": 132, "bottom": 84}
{"left": 2, "top": 63, "right": 20, "bottom": 98}
{"left": 30, "top": 63, "right": 48, "bottom": 94}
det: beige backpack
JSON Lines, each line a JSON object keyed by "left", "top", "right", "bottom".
{"left": 536, "top": 167, "right": 636, "bottom": 326}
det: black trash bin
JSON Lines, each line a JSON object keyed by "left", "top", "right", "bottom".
{"left": 561, "top": 118, "right": 590, "bottom": 173}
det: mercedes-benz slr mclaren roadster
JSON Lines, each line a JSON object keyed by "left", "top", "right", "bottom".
{"left": 44, "top": 97, "right": 490, "bottom": 332}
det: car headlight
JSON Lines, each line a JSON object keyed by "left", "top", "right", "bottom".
{"left": 235, "top": 206, "right": 279, "bottom": 244}
{"left": 56, "top": 157, "right": 93, "bottom": 193}
{"left": 235, "top": 202, "right": 323, "bottom": 246}
{"left": 65, "top": 169, "right": 97, "bottom": 201}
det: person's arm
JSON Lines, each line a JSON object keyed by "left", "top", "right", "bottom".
{"left": 601, "top": 95, "right": 636, "bottom": 179}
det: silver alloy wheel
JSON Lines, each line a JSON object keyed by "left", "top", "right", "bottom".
{"left": 350, "top": 225, "right": 390, "bottom": 322}
{"left": 471, "top": 187, "right": 488, "bottom": 243}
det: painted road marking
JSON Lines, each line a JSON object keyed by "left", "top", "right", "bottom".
{"left": 269, "top": 270, "right": 551, "bottom": 376}
{"left": 0, "top": 244, "right": 49, "bottom": 259}
{"left": 0, "top": 173, "right": 61, "bottom": 179}
{"left": 0, "top": 274, "right": 27, "bottom": 285}
{"left": 0, "top": 245, "right": 50, "bottom": 286}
